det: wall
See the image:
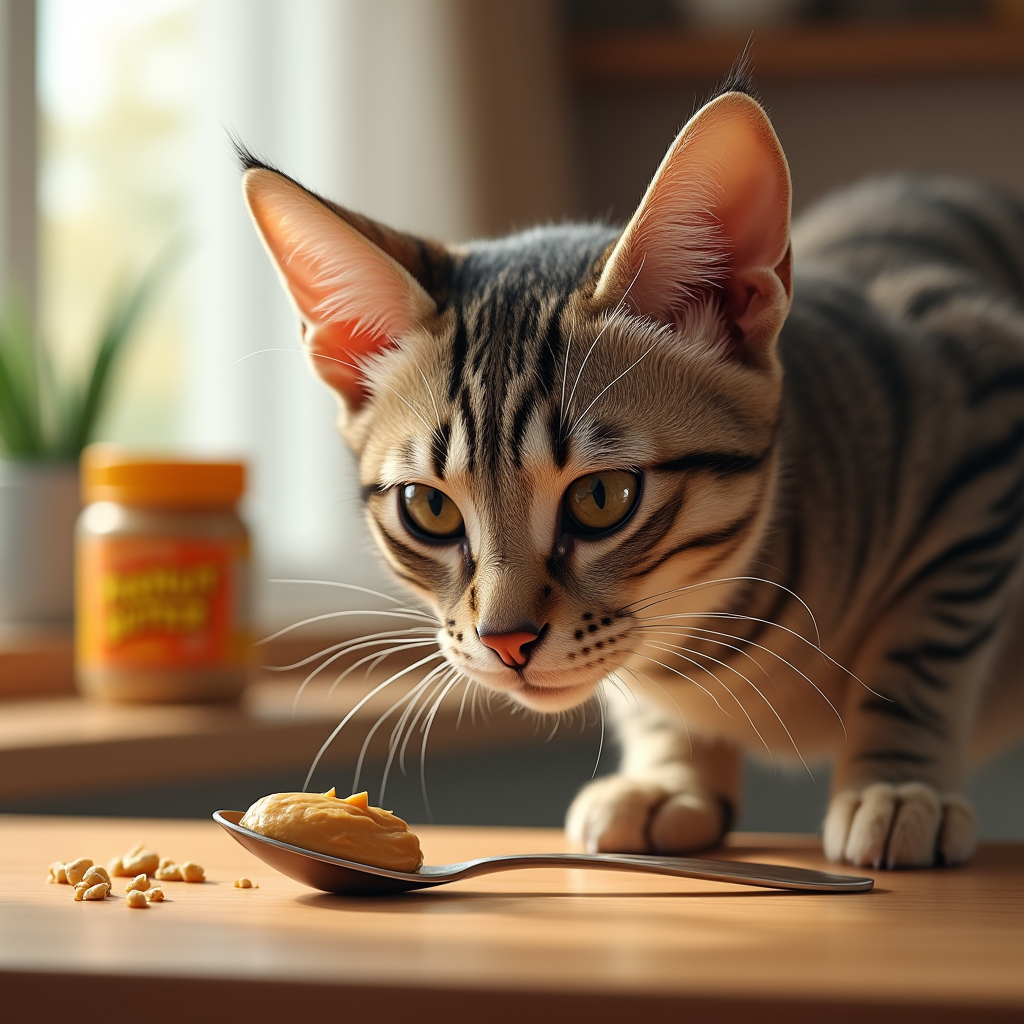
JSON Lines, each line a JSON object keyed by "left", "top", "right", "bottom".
{"left": 574, "top": 76, "right": 1024, "bottom": 223}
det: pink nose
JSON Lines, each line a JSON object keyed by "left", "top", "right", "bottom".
{"left": 478, "top": 630, "right": 539, "bottom": 667}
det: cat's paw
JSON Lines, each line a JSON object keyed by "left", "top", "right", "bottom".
{"left": 565, "top": 775, "right": 727, "bottom": 854}
{"left": 823, "top": 782, "right": 976, "bottom": 869}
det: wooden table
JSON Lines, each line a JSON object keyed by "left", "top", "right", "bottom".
{"left": 2, "top": 818, "right": 1021, "bottom": 1023}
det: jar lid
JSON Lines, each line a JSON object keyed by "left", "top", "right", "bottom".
{"left": 81, "top": 445, "right": 246, "bottom": 509}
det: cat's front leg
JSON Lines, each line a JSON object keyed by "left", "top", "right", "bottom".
{"left": 566, "top": 695, "right": 740, "bottom": 854}
{"left": 823, "top": 622, "right": 982, "bottom": 869}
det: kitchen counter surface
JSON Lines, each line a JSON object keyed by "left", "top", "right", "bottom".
{"left": 2, "top": 816, "right": 1022, "bottom": 1022}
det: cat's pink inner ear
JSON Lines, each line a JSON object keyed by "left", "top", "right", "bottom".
{"left": 242, "top": 168, "right": 436, "bottom": 408}
{"left": 595, "top": 92, "right": 792, "bottom": 365}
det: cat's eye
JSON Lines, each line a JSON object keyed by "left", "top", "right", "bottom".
{"left": 400, "top": 484, "right": 465, "bottom": 540}
{"left": 564, "top": 470, "right": 640, "bottom": 535}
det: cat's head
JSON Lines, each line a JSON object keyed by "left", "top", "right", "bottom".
{"left": 243, "top": 89, "right": 791, "bottom": 712}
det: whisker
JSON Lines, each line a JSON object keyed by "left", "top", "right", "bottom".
{"left": 632, "top": 650, "right": 735, "bottom": 721}
{"left": 639, "top": 624, "right": 847, "bottom": 736}
{"left": 591, "top": 685, "right": 606, "bottom": 779}
{"left": 636, "top": 627, "right": 772, "bottom": 683}
{"left": 546, "top": 715, "right": 561, "bottom": 743}
{"left": 558, "top": 322, "right": 575, "bottom": 429}
{"left": 380, "top": 670, "right": 452, "bottom": 805}
{"left": 290, "top": 635, "right": 436, "bottom": 712}
{"left": 644, "top": 638, "right": 809, "bottom": 776}
{"left": 351, "top": 675, "right": 435, "bottom": 793}
{"left": 569, "top": 333, "right": 663, "bottom": 439}
{"left": 377, "top": 668, "right": 448, "bottom": 805}
{"left": 637, "top": 610, "right": 876, "bottom": 697}
{"left": 308, "top": 348, "right": 437, "bottom": 433}
{"left": 326, "top": 640, "right": 440, "bottom": 700}
{"left": 272, "top": 627, "right": 438, "bottom": 674}
{"left": 622, "top": 664, "right": 692, "bottom": 758}
{"left": 640, "top": 641, "right": 776, "bottom": 766}
{"left": 301, "top": 651, "right": 445, "bottom": 792}
{"left": 268, "top": 578, "right": 414, "bottom": 607}
{"left": 258, "top": 609, "right": 438, "bottom": 646}
{"left": 419, "top": 674, "right": 462, "bottom": 821}
{"left": 625, "top": 575, "right": 823, "bottom": 649}
{"left": 361, "top": 640, "right": 439, "bottom": 679}
{"left": 565, "top": 260, "right": 643, "bottom": 432}
{"left": 294, "top": 634, "right": 432, "bottom": 706}
{"left": 563, "top": 258, "right": 646, "bottom": 436}
{"left": 604, "top": 670, "right": 640, "bottom": 713}
{"left": 399, "top": 674, "right": 451, "bottom": 776}
{"left": 456, "top": 677, "right": 473, "bottom": 730}
{"left": 411, "top": 360, "right": 443, "bottom": 434}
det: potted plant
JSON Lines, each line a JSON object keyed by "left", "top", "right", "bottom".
{"left": 0, "top": 252, "right": 176, "bottom": 624}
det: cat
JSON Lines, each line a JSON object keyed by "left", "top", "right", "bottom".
{"left": 240, "top": 72, "right": 1024, "bottom": 870}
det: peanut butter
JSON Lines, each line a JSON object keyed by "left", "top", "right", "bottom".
{"left": 239, "top": 789, "right": 423, "bottom": 872}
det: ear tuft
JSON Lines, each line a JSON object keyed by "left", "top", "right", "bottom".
{"left": 704, "top": 43, "right": 759, "bottom": 107}
{"left": 229, "top": 134, "right": 278, "bottom": 175}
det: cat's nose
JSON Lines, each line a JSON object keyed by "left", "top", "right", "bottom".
{"left": 478, "top": 629, "right": 541, "bottom": 668}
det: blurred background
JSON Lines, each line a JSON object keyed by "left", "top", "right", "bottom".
{"left": 1, "top": 0, "right": 1022, "bottom": 837}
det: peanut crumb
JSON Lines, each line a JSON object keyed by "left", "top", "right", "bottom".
{"left": 145, "top": 887, "right": 165, "bottom": 903}
{"left": 64, "top": 858, "right": 93, "bottom": 886}
{"left": 83, "top": 882, "right": 110, "bottom": 901}
{"left": 125, "top": 889, "right": 149, "bottom": 909}
{"left": 73, "top": 881, "right": 91, "bottom": 901}
{"left": 155, "top": 859, "right": 182, "bottom": 882}
{"left": 125, "top": 873, "right": 150, "bottom": 893}
{"left": 122, "top": 844, "right": 159, "bottom": 877}
{"left": 233, "top": 877, "right": 257, "bottom": 889}
{"left": 48, "top": 861, "right": 67, "bottom": 884}
{"left": 81, "top": 865, "right": 110, "bottom": 888}
{"left": 180, "top": 862, "right": 205, "bottom": 883}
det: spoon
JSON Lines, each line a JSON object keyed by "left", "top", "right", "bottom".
{"left": 214, "top": 810, "right": 873, "bottom": 895}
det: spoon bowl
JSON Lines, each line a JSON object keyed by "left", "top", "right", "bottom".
{"left": 214, "top": 810, "right": 873, "bottom": 896}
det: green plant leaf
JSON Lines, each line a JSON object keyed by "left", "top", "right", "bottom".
{"left": 0, "top": 291, "right": 45, "bottom": 458}
{"left": 1, "top": 241, "right": 184, "bottom": 461}
{"left": 58, "top": 238, "right": 186, "bottom": 458}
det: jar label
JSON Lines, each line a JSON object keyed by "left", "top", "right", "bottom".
{"left": 77, "top": 536, "right": 250, "bottom": 670}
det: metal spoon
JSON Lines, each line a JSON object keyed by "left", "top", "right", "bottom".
{"left": 214, "top": 810, "right": 873, "bottom": 895}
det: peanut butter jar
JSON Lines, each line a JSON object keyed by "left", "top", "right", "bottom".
{"left": 76, "top": 446, "right": 251, "bottom": 703}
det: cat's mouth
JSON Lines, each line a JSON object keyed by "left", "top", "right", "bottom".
{"left": 461, "top": 666, "right": 601, "bottom": 712}
{"left": 514, "top": 677, "right": 597, "bottom": 711}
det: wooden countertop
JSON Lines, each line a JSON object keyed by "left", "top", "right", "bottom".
{"left": 2, "top": 817, "right": 1022, "bottom": 1023}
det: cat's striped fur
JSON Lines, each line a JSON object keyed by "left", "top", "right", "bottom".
{"left": 242, "top": 84, "right": 1024, "bottom": 868}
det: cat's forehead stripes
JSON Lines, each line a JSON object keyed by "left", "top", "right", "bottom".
{"left": 440, "top": 225, "right": 619, "bottom": 478}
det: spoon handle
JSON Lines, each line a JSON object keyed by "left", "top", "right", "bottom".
{"left": 438, "top": 853, "right": 873, "bottom": 892}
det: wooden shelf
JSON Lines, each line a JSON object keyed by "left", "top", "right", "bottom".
{"left": 568, "top": 20, "right": 1024, "bottom": 86}
{"left": 0, "top": 676, "right": 557, "bottom": 802}
{"left": 0, "top": 625, "right": 74, "bottom": 700}
{"left": 0, "top": 626, "right": 423, "bottom": 700}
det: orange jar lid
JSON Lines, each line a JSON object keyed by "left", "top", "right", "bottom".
{"left": 81, "top": 445, "right": 245, "bottom": 509}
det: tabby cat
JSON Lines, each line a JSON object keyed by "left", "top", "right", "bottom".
{"left": 241, "top": 76, "right": 1024, "bottom": 869}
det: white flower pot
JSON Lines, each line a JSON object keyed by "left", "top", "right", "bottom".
{"left": 0, "top": 461, "right": 80, "bottom": 624}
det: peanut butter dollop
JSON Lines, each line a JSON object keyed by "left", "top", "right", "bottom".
{"left": 239, "top": 789, "right": 423, "bottom": 872}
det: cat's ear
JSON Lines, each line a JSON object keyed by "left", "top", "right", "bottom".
{"left": 242, "top": 168, "right": 438, "bottom": 409}
{"left": 594, "top": 91, "right": 792, "bottom": 367}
